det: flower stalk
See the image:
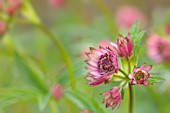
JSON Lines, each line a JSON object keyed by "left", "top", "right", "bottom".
{"left": 35, "top": 23, "right": 75, "bottom": 89}
{"left": 128, "top": 58, "right": 133, "bottom": 113}
{"left": 128, "top": 84, "right": 133, "bottom": 113}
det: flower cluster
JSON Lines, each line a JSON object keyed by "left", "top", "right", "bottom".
{"left": 85, "top": 33, "right": 153, "bottom": 110}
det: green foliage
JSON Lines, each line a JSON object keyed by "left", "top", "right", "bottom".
{"left": 0, "top": 88, "right": 40, "bottom": 108}
{"left": 148, "top": 76, "right": 165, "bottom": 84}
{"left": 65, "top": 90, "right": 105, "bottom": 113}
{"left": 14, "top": 51, "right": 48, "bottom": 93}
{"left": 130, "top": 20, "right": 146, "bottom": 66}
{"left": 21, "top": 0, "right": 41, "bottom": 24}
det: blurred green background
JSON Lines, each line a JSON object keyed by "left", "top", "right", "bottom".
{"left": 0, "top": 0, "right": 170, "bottom": 113}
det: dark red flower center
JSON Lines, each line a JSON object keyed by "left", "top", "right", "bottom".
{"left": 134, "top": 71, "right": 145, "bottom": 80}
{"left": 98, "top": 53, "right": 115, "bottom": 75}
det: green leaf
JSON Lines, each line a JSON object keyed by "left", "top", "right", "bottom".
{"left": 0, "top": 88, "right": 40, "bottom": 108}
{"left": 149, "top": 76, "right": 165, "bottom": 81}
{"left": 148, "top": 76, "right": 164, "bottom": 84}
{"left": 37, "top": 92, "right": 51, "bottom": 111}
{"left": 64, "top": 90, "right": 104, "bottom": 113}
{"left": 129, "top": 21, "right": 146, "bottom": 65}
{"left": 21, "top": 0, "right": 41, "bottom": 24}
{"left": 14, "top": 51, "right": 48, "bottom": 93}
{"left": 130, "top": 20, "right": 139, "bottom": 44}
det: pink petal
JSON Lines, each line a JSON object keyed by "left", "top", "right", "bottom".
{"left": 143, "top": 80, "right": 149, "bottom": 86}
{"left": 144, "top": 65, "right": 152, "bottom": 72}
{"left": 132, "top": 66, "right": 137, "bottom": 72}
{"left": 128, "top": 74, "right": 134, "bottom": 79}
{"left": 139, "top": 64, "right": 145, "bottom": 70}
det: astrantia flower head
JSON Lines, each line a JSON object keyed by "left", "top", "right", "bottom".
{"left": 147, "top": 33, "right": 170, "bottom": 62}
{"left": 50, "top": 84, "right": 63, "bottom": 99}
{"left": 102, "top": 87, "right": 121, "bottom": 109}
{"left": 129, "top": 64, "right": 152, "bottom": 86}
{"left": 85, "top": 46, "right": 118, "bottom": 85}
{"left": 111, "top": 33, "right": 133, "bottom": 58}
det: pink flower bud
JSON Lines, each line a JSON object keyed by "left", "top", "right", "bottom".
{"left": 129, "top": 64, "right": 152, "bottom": 86}
{"left": 5, "top": 0, "right": 21, "bottom": 15}
{"left": 50, "top": 84, "right": 63, "bottom": 99}
{"left": 111, "top": 33, "right": 133, "bottom": 58}
{"left": 102, "top": 87, "right": 121, "bottom": 109}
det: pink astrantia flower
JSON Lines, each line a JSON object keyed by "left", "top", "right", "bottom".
{"left": 129, "top": 64, "right": 152, "bottom": 86}
{"left": 5, "top": 0, "right": 21, "bottom": 15}
{"left": 111, "top": 33, "right": 133, "bottom": 58}
{"left": 50, "top": 84, "right": 63, "bottom": 99}
{"left": 0, "top": 21, "right": 6, "bottom": 36}
{"left": 116, "top": 5, "right": 147, "bottom": 29}
{"left": 79, "top": 109, "right": 91, "bottom": 113}
{"left": 49, "top": 0, "right": 64, "bottom": 7}
{"left": 85, "top": 46, "right": 118, "bottom": 85}
{"left": 102, "top": 87, "right": 121, "bottom": 109}
{"left": 147, "top": 33, "right": 170, "bottom": 62}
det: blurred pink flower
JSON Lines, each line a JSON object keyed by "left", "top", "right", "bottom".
{"left": 79, "top": 109, "right": 91, "bottom": 113}
{"left": 50, "top": 84, "right": 63, "bottom": 99}
{"left": 5, "top": 0, "right": 21, "bottom": 15}
{"left": 165, "top": 23, "right": 170, "bottom": 35}
{"left": 102, "top": 87, "right": 121, "bottom": 109}
{"left": 0, "top": 21, "right": 6, "bottom": 36}
{"left": 116, "top": 5, "right": 147, "bottom": 29}
{"left": 147, "top": 33, "right": 170, "bottom": 62}
{"left": 129, "top": 64, "right": 152, "bottom": 86}
{"left": 49, "top": 0, "right": 64, "bottom": 7}
{"left": 85, "top": 46, "right": 118, "bottom": 85}
{"left": 111, "top": 33, "right": 133, "bottom": 58}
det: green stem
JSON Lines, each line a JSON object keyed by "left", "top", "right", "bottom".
{"left": 113, "top": 75, "right": 126, "bottom": 79}
{"left": 128, "top": 58, "right": 133, "bottom": 113}
{"left": 127, "top": 57, "right": 131, "bottom": 74}
{"left": 50, "top": 100, "right": 59, "bottom": 113}
{"left": 35, "top": 23, "right": 75, "bottom": 89}
{"left": 118, "top": 69, "right": 128, "bottom": 78}
{"left": 128, "top": 84, "right": 133, "bottom": 113}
